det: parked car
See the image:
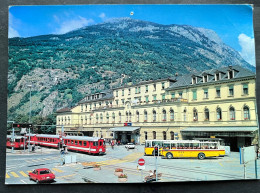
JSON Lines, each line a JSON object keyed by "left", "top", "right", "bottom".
{"left": 28, "top": 168, "right": 55, "bottom": 183}
{"left": 125, "top": 143, "right": 135, "bottom": 149}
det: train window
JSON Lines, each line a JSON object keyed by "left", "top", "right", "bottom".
{"left": 79, "top": 141, "right": 82, "bottom": 146}
{"left": 93, "top": 141, "right": 98, "bottom": 146}
{"left": 71, "top": 140, "right": 74, "bottom": 145}
{"left": 84, "top": 141, "right": 86, "bottom": 146}
{"left": 75, "top": 141, "right": 78, "bottom": 145}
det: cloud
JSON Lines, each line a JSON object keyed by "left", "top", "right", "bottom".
{"left": 238, "top": 33, "right": 255, "bottom": 66}
{"left": 54, "top": 16, "right": 94, "bottom": 34}
{"left": 8, "top": 13, "right": 20, "bottom": 38}
{"left": 99, "top": 13, "right": 106, "bottom": 19}
{"left": 9, "top": 26, "right": 20, "bottom": 38}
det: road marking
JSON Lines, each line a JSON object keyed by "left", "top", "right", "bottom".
{"left": 52, "top": 168, "right": 64, "bottom": 173}
{"left": 56, "top": 173, "right": 76, "bottom": 179}
{"left": 19, "top": 171, "right": 28, "bottom": 177}
{"left": 10, "top": 172, "right": 19, "bottom": 178}
{"left": 20, "top": 180, "right": 27, "bottom": 184}
{"left": 6, "top": 173, "right": 10, "bottom": 178}
{"left": 218, "top": 162, "right": 224, "bottom": 167}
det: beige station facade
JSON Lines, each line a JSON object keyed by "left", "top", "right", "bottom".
{"left": 56, "top": 65, "right": 259, "bottom": 151}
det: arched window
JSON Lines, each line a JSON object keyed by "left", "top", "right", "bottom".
{"left": 170, "top": 109, "right": 174, "bottom": 121}
{"left": 136, "top": 111, "right": 140, "bottom": 122}
{"left": 153, "top": 131, "right": 156, "bottom": 139}
{"left": 153, "top": 110, "right": 156, "bottom": 122}
{"left": 243, "top": 106, "right": 250, "bottom": 120}
{"left": 170, "top": 131, "right": 174, "bottom": 140}
{"left": 112, "top": 112, "right": 115, "bottom": 122}
{"left": 119, "top": 112, "right": 122, "bottom": 122}
{"left": 144, "top": 110, "right": 148, "bottom": 122}
{"left": 217, "top": 107, "right": 222, "bottom": 120}
{"left": 162, "top": 109, "right": 166, "bottom": 121}
{"left": 96, "top": 114, "right": 99, "bottom": 123}
{"left": 126, "top": 112, "right": 129, "bottom": 122}
{"left": 106, "top": 113, "right": 109, "bottom": 123}
{"left": 183, "top": 109, "right": 187, "bottom": 121}
{"left": 193, "top": 108, "right": 198, "bottom": 121}
{"left": 204, "top": 108, "right": 209, "bottom": 121}
{"left": 229, "top": 107, "right": 235, "bottom": 120}
{"left": 100, "top": 113, "right": 103, "bottom": 123}
{"left": 129, "top": 112, "right": 132, "bottom": 122}
{"left": 163, "top": 131, "right": 167, "bottom": 140}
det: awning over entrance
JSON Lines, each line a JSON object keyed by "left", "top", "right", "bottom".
{"left": 109, "top": 127, "right": 140, "bottom": 132}
{"left": 181, "top": 126, "right": 258, "bottom": 138}
{"left": 182, "top": 127, "right": 258, "bottom": 132}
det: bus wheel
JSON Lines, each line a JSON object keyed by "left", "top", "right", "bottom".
{"left": 166, "top": 153, "right": 173, "bottom": 159}
{"left": 198, "top": 153, "right": 205, "bottom": 160}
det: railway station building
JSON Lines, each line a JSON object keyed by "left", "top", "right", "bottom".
{"left": 56, "top": 65, "right": 258, "bottom": 151}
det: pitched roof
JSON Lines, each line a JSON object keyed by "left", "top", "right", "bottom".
{"left": 167, "top": 65, "right": 255, "bottom": 90}
{"left": 56, "top": 107, "right": 71, "bottom": 113}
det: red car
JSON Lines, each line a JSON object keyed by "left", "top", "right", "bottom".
{"left": 28, "top": 168, "right": 55, "bottom": 183}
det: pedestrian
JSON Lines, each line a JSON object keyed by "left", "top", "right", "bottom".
{"left": 111, "top": 141, "right": 114, "bottom": 150}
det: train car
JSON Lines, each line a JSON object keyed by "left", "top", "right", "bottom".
{"left": 63, "top": 136, "right": 106, "bottom": 155}
{"left": 6, "top": 135, "right": 27, "bottom": 149}
{"left": 31, "top": 134, "right": 61, "bottom": 148}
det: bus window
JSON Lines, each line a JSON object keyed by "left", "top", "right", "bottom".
{"left": 93, "top": 141, "right": 98, "bottom": 146}
{"left": 201, "top": 143, "right": 209, "bottom": 149}
{"left": 15, "top": 139, "right": 20, "bottom": 142}
{"left": 184, "top": 143, "right": 189, "bottom": 149}
{"left": 210, "top": 143, "right": 217, "bottom": 149}
{"left": 71, "top": 140, "right": 74, "bottom": 145}
{"left": 79, "top": 141, "right": 82, "bottom": 146}
{"left": 177, "top": 143, "right": 185, "bottom": 149}
{"left": 152, "top": 141, "right": 163, "bottom": 147}
{"left": 75, "top": 141, "right": 78, "bottom": 145}
{"left": 84, "top": 141, "right": 86, "bottom": 146}
{"left": 99, "top": 140, "right": 102, "bottom": 147}
{"left": 171, "top": 143, "right": 176, "bottom": 149}
{"left": 163, "top": 143, "right": 170, "bottom": 149}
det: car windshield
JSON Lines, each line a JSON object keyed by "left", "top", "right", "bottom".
{"left": 128, "top": 143, "right": 133, "bottom": 145}
{"left": 40, "top": 170, "right": 51, "bottom": 175}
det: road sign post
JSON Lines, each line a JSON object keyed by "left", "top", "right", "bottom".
{"left": 138, "top": 158, "right": 145, "bottom": 182}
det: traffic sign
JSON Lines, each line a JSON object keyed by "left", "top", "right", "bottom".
{"left": 138, "top": 158, "right": 145, "bottom": 166}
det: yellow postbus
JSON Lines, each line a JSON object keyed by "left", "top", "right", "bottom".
{"left": 161, "top": 140, "right": 225, "bottom": 159}
{"left": 144, "top": 140, "right": 164, "bottom": 156}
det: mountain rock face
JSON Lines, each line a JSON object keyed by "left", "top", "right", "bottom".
{"left": 8, "top": 17, "right": 255, "bottom": 119}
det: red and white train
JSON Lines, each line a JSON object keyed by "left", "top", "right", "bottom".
{"left": 6, "top": 134, "right": 106, "bottom": 155}
{"left": 6, "top": 135, "right": 27, "bottom": 149}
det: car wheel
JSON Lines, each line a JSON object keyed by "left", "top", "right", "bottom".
{"left": 198, "top": 153, "right": 205, "bottom": 160}
{"left": 166, "top": 152, "right": 173, "bottom": 159}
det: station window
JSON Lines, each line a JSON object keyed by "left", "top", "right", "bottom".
{"left": 243, "top": 84, "right": 248, "bottom": 95}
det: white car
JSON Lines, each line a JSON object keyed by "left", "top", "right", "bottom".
{"left": 125, "top": 143, "right": 135, "bottom": 149}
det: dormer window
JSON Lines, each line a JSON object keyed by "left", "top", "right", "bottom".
{"left": 192, "top": 77, "right": 197, "bottom": 84}
{"left": 203, "top": 75, "right": 208, "bottom": 83}
{"left": 215, "top": 73, "right": 220, "bottom": 81}
{"left": 228, "top": 70, "right": 234, "bottom": 79}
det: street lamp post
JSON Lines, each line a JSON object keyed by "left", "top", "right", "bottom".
{"left": 28, "top": 84, "right": 32, "bottom": 152}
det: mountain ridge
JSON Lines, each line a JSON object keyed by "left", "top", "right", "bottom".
{"left": 8, "top": 17, "right": 255, "bottom": 121}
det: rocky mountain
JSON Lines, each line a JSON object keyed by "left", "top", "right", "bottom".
{"left": 8, "top": 17, "right": 255, "bottom": 121}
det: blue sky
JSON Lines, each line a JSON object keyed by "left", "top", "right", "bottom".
{"left": 9, "top": 4, "right": 255, "bottom": 66}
